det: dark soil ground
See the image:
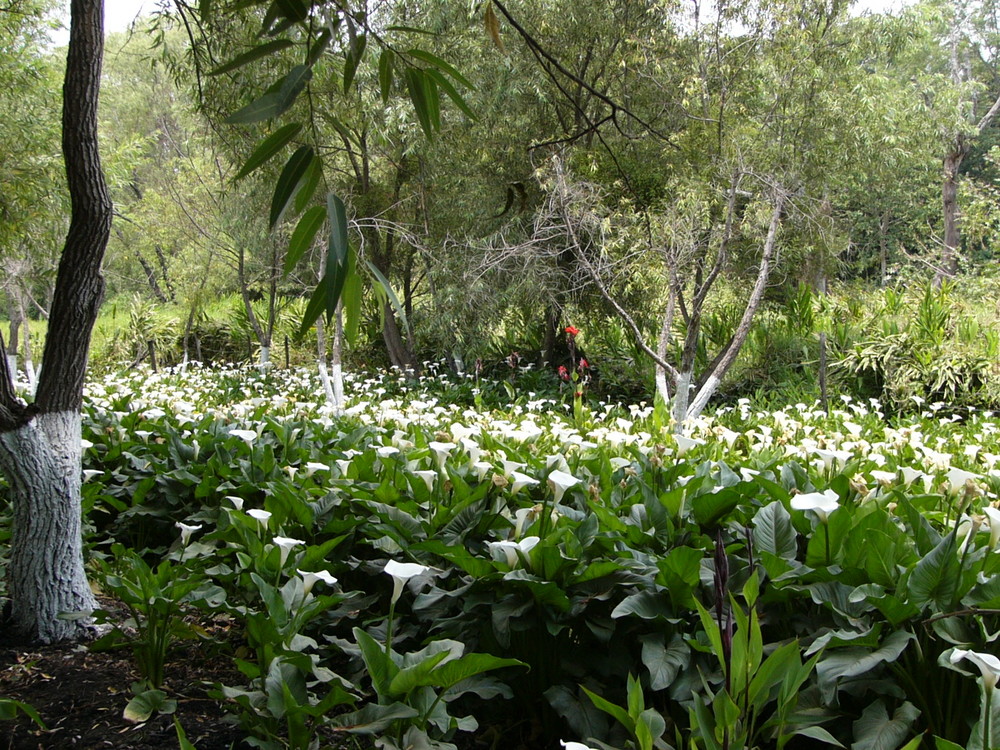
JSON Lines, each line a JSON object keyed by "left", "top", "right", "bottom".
{"left": 0, "top": 601, "right": 379, "bottom": 750}
{"left": 0, "top": 636, "right": 249, "bottom": 750}
{"left": 0, "top": 604, "right": 522, "bottom": 750}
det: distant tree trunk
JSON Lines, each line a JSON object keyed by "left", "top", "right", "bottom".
{"left": 0, "top": 0, "right": 110, "bottom": 643}
{"left": 137, "top": 253, "right": 168, "bottom": 302}
{"left": 939, "top": 143, "right": 965, "bottom": 286}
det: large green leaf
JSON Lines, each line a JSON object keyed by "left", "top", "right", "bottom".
{"left": 816, "top": 630, "right": 914, "bottom": 702}
{"left": 906, "top": 531, "right": 959, "bottom": 611}
{"left": 123, "top": 689, "right": 176, "bottom": 723}
{"left": 209, "top": 39, "right": 293, "bottom": 76}
{"left": 354, "top": 627, "right": 398, "bottom": 699}
{"left": 641, "top": 633, "right": 689, "bottom": 691}
{"left": 753, "top": 501, "right": 797, "bottom": 559}
{"left": 269, "top": 146, "right": 314, "bottom": 228}
{"left": 852, "top": 700, "right": 919, "bottom": 750}
{"left": 331, "top": 702, "right": 418, "bottom": 734}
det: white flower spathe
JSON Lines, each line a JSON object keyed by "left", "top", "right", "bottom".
{"left": 298, "top": 569, "right": 337, "bottom": 595}
{"left": 548, "top": 469, "right": 580, "bottom": 504}
{"left": 175, "top": 522, "right": 202, "bottom": 546}
{"left": 951, "top": 648, "right": 1000, "bottom": 690}
{"left": 790, "top": 489, "right": 840, "bottom": 523}
{"left": 385, "top": 559, "right": 432, "bottom": 604}
{"left": 273, "top": 536, "right": 305, "bottom": 566}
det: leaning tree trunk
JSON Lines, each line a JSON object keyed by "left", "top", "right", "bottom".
{"left": 0, "top": 0, "right": 110, "bottom": 643}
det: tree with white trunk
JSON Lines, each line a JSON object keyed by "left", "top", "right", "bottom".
{"left": 0, "top": 0, "right": 111, "bottom": 643}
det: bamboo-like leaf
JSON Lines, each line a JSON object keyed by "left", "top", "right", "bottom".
{"left": 234, "top": 122, "right": 302, "bottom": 181}
{"left": 484, "top": 4, "right": 505, "bottom": 52}
{"left": 378, "top": 49, "right": 394, "bottom": 104}
{"left": 307, "top": 28, "right": 332, "bottom": 66}
{"left": 293, "top": 154, "right": 322, "bottom": 214}
{"left": 385, "top": 24, "right": 435, "bottom": 35}
{"left": 209, "top": 39, "right": 293, "bottom": 76}
{"left": 274, "top": 0, "right": 307, "bottom": 22}
{"left": 406, "top": 48, "right": 474, "bottom": 89}
{"left": 284, "top": 205, "right": 326, "bottom": 274}
{"left": 342, "top": 249, "right": 362, "bottom": 344}
{"left": 328, "top": 193, "right": 349, "bottom": 267}
{"left": 269, "top": 146, "right": 313, "bottom": 228}
{"left": 225, "top": 65, "right": 312, "bottom": 124}
{"left": 364, "top": 260, "right": 407, "bottom": 328}
{"left": 405, "top": 68, "right": 433, "bottom": 137}
{"left": 425, "top": 69, "right": 475, "bottom": 120}
{"left": 343, "top": 33, "right": 367, "bottom": 94}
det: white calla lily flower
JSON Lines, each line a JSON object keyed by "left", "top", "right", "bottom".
{"left": 548, "top": 469, "right": 580, "bottom": 503}
{"left": 273, "top": 536, "right": 305, "bottom": 566}
{"left": 790, "top": 489, "right": 840, "bottom": 523}
{"left": 298, "top": 569, "right": 337, "bottom": 595}
{"left": 951, "top": 648, "right": 1000, "bottom": 690}
{"left": 385, "top": 559, "right": 432, "bottom": 604}
{"left": 175, "top": 522, "right": 202, "bottom": 546}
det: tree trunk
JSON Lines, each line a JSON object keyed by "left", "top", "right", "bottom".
{"left": 939, "top": 146, "right": 964, "bottom": 286}
{"left": 686, "top": 192, "right": 785, "bottom": 420}
{"left": 0, "top": 0, "right": 110, "bottom": 642}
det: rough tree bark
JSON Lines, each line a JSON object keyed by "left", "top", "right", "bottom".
{"left": 0, "top": 0, "right": 111, "bottom": 643}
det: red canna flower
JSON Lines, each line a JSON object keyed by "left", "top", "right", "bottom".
{"left": 565, "top": 326, "right": 580, "bottom": 337}
{"left": 579, "top": 358, "right": 589, "bottom": 370}
{"left": 558, "top": 365, "right": 570, "bottom": 382}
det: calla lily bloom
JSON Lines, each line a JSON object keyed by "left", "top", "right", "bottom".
{"left": 790, "top": 489, "right": 840, "bottom": 523}
{"left": 946, "top": 467, "right": 981, "bottom": 495}
{"left": 985, "top": 507, "right": 1000, "bottom": 550}
{"left": 229, "top": 429, "right": 257, "bottom": 443}
{"left": 385, "top": 559, "right": 432, "bottom": 604}
{"left": 548, "top": 469, "right": 580, "bottom": 503}
{"left": 561, "top": 741, "right": 599, "bottom": 750}
{"left": 247, "top": 508, "right": 272, "bottom": 529}
{"left": 225, "top": 495, "right": 244, "bottom": 510}
{"left": 414, "top": 470, "right": 437, "bottom": 491}
{"left": 509, "top": 471, "right": 538, "bottom": 494}
{"left": 273, "top": 536, "right": 305, "bottom": 566}
{"left": 303, "top": 461, "right": 329, "bottom": 477}
{"left": 488, "top": 536, "right": 540, "bottom": 567}
{"left": 298, "top": 569, "right": 337, "bottom": 595}
{"left": 674, "top": 435, "right": 703, "bottom": 458}
{"left": 951, "top": 648, "right": 1000, "bottom": 690}
{"left": 175, "top": 522, "right": 202, "bottom": 546}
{"left": 428, "top": 441, "right": 456, "bottom": 469}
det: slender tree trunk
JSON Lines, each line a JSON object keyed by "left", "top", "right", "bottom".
{"left": 878, "top": 211, "right": 889, "bottom": 286}
{"left": 686, "top": 192, "right": 786, "bottom": 419}
{"left": 1, "top": 0, "right": 110, "bottom": 643}
{"left": 138, "top": 253, "right": 168, "bottom": 303}
{"left": 332, "top": 303, "right": 345, "bottom": 412}
{"left": 939, "top": 145, "right": 965, "bottom": 286}
{"left": 655, "top": 288, "right": 675, "bottom": 405}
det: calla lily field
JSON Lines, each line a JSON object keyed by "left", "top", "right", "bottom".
{"left": 6, "top": 361, "right": 1000, "bottom": 749}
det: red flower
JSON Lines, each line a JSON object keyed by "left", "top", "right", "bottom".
{"left": 558, "top": 365, "right": 570, "bottom": 382}
{"left": 565, "top": 326, "right": 580, "bottom": 337}
{"left": 579, "top": 358, "right": 589, "bottom": 370}
{"left": 574, "top": 391, "right": 583, "bottom": 398}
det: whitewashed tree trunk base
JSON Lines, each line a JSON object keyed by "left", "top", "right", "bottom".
{"left": 0, "top": 411, "right": 97, "bottom": 643}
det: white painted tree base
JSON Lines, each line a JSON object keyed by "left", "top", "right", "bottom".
{"left": 0, "top": 411, "right": 97, "bottom": 642}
